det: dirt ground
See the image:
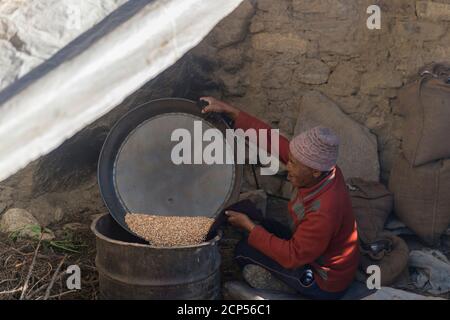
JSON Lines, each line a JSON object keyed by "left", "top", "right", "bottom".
{"left": 0, "top": 215, "right": 99, "bottom": 300}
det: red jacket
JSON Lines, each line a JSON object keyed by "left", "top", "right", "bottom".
{"left": 235, "top": 111, "right": 359, "bottom": 293}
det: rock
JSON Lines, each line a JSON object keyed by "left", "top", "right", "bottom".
{"left": 262, "top": 65, "right": 293, "bottom": 89}
{"left": 249, "top": 19, "right": 265, "bottom": 34}
{"left": 218, "top": 46, "right": 245, "bottom": 73}
{"left": 0, "top": 185, "right": 14, "bottom": 200}
{"left": 251, "top": 33, "right": 308, "bottom": 55}
{"left": 363, "top": 287, "right": 444, "bottom": 300}
{"left": 239, "top": 190, "right": 268, "bottom": 218}
{"left": 210, "top": 0, "right": 255, "bottom": 48}
{"left": 216, "top": 70, "right": 248, "bottom": 96}
{"left": 256, "top": 0, "right": 288, "bottom": 13}
{"left": 293, "top": 59, "right": 331, "bottom": 85}
{"left": 41, "top": 229, "right": 56, "bottom": 241}
{"left": 0, "top": 208, "right": 53, "bottom": 240}
{"left": 0, "top": 208, "right": 38, "bottom": 233}
{"left": 333, "top": 96, "right": 362, "bottom": 116}
{"left": 424, "top": 42, "right": 450, "bottom": 64}
{"left": 393, "top": 21, "right": 446, "bottom": 42}
{"left": 380, "top": 0, "right": 417, "bottom": 18}
{"left": 416, "top": 1, "right": 450, "bottom": 21}
{"left": 294, "top": 0, "right": 360, "bottom": 56}
{"left": 327, "top": 62, "right": 361, "bottom": 96}
{"left": 26, "top": 196, "right": 64, "bottom": 227}
{"left": 365, "top": 112, "right": 388, "bottom": 132}
{"left": 392, "top": 44, "right": 426, "bottom": 77}
{"left": 292, "top": 0, "right": 333, "bottom": 14}
{"left": 294, "top": 91, "right": 380, "bottom": 181}
{"left": 0, "top": 185, "right": 14, "bottom": 214}
{"left": 0, "top": 203, "right": 6, "bottom": 215}
{"left": 360, "top": 67, "right": 403, "bottom": 96}
{"left": 292, "top": 0, "right": 354, "bottom": 18}
{"left": 278, "top": 116, "right": 297, "bottom": 138}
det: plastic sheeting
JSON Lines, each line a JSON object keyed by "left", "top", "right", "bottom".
{"left": 409, "top": 250, "right": 450, "bottom": 295}
{"left": 0, "top": 0, "right": 243, "bottom": 182}
{"left": 0, "top": 0, "right": 128, "bottom": 91}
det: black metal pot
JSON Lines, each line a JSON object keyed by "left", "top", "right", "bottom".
{"left": 92, "top": 214, "right": 222, "bottom": 300}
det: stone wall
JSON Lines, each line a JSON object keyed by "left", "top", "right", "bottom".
{"left": 188, "top": 0, "right": 450, "bottom": 184}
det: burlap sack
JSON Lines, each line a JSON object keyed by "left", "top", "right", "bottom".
{"left": 347, "top": 178, "right": 393, "bottom": 244}
{"left": 389, "top": 153, "right": 450, "bottom": 245}
{"left": 398, "top": 63, "right": 450, "bottom": 166}
{"left": 358, "top": 232, "right": 409, "bottom": 286}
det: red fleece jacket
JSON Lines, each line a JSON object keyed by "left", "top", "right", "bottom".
{"left": 235, "top": 111, "right": 360, "bottom": 293}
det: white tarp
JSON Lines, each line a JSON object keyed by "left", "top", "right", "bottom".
{"left": 0, "top": 0, "right": 128, "bottom": 91}
{"left": 0, "top": 0, "right": 243, "bottom": 182}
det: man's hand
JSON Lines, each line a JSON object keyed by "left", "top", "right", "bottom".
{"left": 200, "top": 97, "right": 240, "bottom": 121}
{"left": 226, "top": 210, "right": 256, "bottom": 233}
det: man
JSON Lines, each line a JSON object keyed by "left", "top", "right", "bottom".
{"left": 201, "top": 97, "right": 359, "bottom": 300}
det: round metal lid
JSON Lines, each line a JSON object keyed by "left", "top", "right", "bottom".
{"left": 98, "top": 98, "right": 242, "bottom": 234}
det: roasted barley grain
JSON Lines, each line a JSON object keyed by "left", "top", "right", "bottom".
{"left": 125, "top": 213, "right": 214, "bottom": 247}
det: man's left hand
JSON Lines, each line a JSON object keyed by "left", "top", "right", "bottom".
{"left": 226, "top": 210, "right": 256, "bottom": 233}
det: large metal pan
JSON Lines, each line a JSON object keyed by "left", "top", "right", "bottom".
{"left": 98, "top": 98, "right": 242, "bottom": 235}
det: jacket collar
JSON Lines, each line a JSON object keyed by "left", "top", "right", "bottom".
{"left": 298, "top": 167, "right": 337, "bottom": 202}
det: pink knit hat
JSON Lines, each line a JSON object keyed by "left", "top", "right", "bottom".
{"left": 289, "top": 126, "right": 339, "bottom": 172}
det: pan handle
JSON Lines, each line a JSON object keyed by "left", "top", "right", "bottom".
{"left": 196, "top": 100, "right": 233, "bottom": 128}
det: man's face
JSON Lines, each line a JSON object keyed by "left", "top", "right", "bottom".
{"left": 286, "top": 151, "right": 322, "bottom": 188}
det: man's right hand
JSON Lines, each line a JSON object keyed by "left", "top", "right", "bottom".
{"left": 200, "top": 96, "right": 241, "bottom": 121}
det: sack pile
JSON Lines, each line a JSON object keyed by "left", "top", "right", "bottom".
{"left": 389, "top": 63, "right": 450, "bottom": 245}
{"left": 347, "top": 178, "right": 409, "bottom": 286}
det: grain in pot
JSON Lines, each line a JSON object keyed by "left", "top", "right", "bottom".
{"left": 125, "top": 213, "right": 214, "bottom": 247}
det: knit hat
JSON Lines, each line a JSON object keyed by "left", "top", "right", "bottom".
{"left": 289, "top": 126, "right": 339, "bottom": 172}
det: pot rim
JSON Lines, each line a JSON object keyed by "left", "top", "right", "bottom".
{"left": 91, "top": 213, "right": 223, "bottom": 250}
